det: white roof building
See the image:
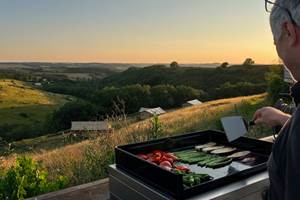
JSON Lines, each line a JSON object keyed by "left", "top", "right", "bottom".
{"left": 71, "top": 121, "right": 111, "bottom": 131}
{"left": 182, "top": 99, "right": 202, "bottom": 107}
{"left": 139, "top": 107, "right": 166, "bottom": 119}
{"left": 34, "top": 82, "right": 42, "bottom": 86}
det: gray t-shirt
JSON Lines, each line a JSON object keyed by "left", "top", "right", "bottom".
{"left": 268, "top": 106, "right": 300, "bottom": 200}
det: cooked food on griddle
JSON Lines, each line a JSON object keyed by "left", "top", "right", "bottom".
{"left": 198, "top": 156, "right": 232, "bottom": 168}
{"left": 137, "top": 150, "right": 179, "bottom": 171}
{"left": 210, "top": 147, "right": 237, "bottom": 155}
{"left": 174, "top": 150, "right": 232, "bottom": 168}
{"left": 241, "top": 157, "right": 256, "bottom": 164}
{"left": 174, "top": 150, "right": 207, "bottom": 164}
{"left": 195, "top": 142, "right": 216, "bottom": 151}
{"left": 202, "top": 146, "right": 225, "bottom": 153}
{"left": 172, "top": 169, "right": 213, "bottom": 187}
{"left": 137, "top": 150, "right": 213, "bottom": 188}
{"left": 227, "top": 151, "right": 251, "bottom": 160}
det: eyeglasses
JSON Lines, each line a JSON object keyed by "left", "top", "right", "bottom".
{"left": 265, "top": 0, "right": 296, "bottom": 24}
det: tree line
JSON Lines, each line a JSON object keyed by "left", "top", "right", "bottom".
{"left": 47, "top": 84, "right": 204, "bottom": 132}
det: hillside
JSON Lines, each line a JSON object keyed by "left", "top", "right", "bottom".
{"left": 99, "top": 64, "right": 281, "bottom": 99}
{"left": 2, "top": 93, "right": 272, "bottom": 186}
{"left": 0, "top": 79, "right": 72, "bottom": 141}
{"left": 0, "top": 62, "right": 132, "bottom": 81}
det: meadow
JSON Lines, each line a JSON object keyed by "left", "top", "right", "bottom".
{"left": 1, "top": 93, "right": 271, "bottom": 187}
{"left": 0, "top": 79, "right": 71, "bottom": 141}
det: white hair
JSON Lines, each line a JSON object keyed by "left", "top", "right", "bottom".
{"left": 270, "top": 0, "right": 300, "bottom": 41}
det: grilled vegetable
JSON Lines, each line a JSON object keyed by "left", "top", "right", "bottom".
{"left": 137, "top": 150, "right": 179, "bottom": 170}
{"left": 210, "top": 147, "right": 236, "bottom": 155}
{"left": 227, "top": 151, "right": 251, "bottom": 160}
{"left": 206, "top": 158, "right": 232, "bottom": 168}
{"left": 241, "top": 157, "right": 256, "bottom": 164}
{"left": 159, "top": 161, "right": 173, "bottom": 171}
{"left": 175, "top": 165, "right": 190, "bottom": 173}
{"left": 175, "top": 149, "right": 233, "bottom": 168}
{"left": 172, "top": 169, "right": 212, "bottom": 187}
{"left": 202, "top": 146, "right": 225, "bottom": 153}
{"left": 197, "top": 156, "right": 219, "bottom": 166}
{"left": 195, "top": 142, "right": 216, "bottom": 151}
{"left": 137, "top": 154, "right": 148, "bottom": 160}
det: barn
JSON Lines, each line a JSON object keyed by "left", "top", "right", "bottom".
{"left": 139, "top": 107, "right": 166, "bottom": 120}
{"left": 71, "top": 121, "right": 111, "bottom": 132}
{"left": 182, "top": 99, "right": 202, "bottom": 107}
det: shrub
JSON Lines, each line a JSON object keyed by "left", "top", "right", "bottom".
{"left": 266, "top": 69, "right": 290, "bottom": 103}
{"left": 18, "top": 113, "right": 29, "bottom": 118}
{"left": 149, "top": 115, "right": 164, "bottom": 140}
{"left": 0, "top": 156, "right": 68, "bottom": 200}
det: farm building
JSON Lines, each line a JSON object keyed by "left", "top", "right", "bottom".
{"left": 34, "top": 82, "right": 42, "bottom": 86}
{"left": 139, "top": 107, "right": 166, "bottom": 120}
{"left": 182, "top": 99, "right": 202, "bottom": 107}
{"left": 71, "top": 121, "right": 111, "bottom": 132}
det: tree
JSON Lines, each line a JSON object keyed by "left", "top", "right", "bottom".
{"left": 47, "top": 100, "right": 97, "bottom": 132}
{"left": 266, "top": 69, "right": 290, "bottom": 103}
{"left": 170, "top": 61, "right": 179, "bottom": 68}
{"left": 174, "top": 85, "right": 205, "bottom": 106}
{"left": 220, "top": 62, "right": 229, "bottom": 68}
{"left": 243, "top": 58, "right": 255, "bottom": 66}
{"left": 92, "top": 85, "right": 152, "bottom": 114}
{"left": 214, "top": 81, "right": 265, "bottom": 99}
{"left": 150, "top": 85, "right": 176, "bottom": 108}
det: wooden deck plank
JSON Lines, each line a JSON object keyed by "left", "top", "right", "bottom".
{"left": 26, "top": 178, "right": 109, "bottom": 200}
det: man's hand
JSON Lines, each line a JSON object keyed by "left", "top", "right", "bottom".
{"left": 253, "top": 106, "right": 291, "bottom": 127}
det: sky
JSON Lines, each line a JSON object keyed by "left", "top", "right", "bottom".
{"left": 0, "top": 0, "right": 278, "bottom": 64}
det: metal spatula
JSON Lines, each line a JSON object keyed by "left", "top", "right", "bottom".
{"left": 221, "top": 116, "right": 255, "bottom": 142}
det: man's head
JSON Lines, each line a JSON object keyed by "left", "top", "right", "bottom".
{"left": 269, "top": 0, "right": 300, "bottom": 80}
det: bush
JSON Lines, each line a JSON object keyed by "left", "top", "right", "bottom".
{"left": 0, "top": 156, "right": 68, "bottom": 200}
{"left": 149, "top": 115, "right": 164, "bottom": 140}
{"left": 266, "top": 69, "right": 290, "bottom": 103}
{"left": 18, "top": 113, "right": 29, "bottom": 118}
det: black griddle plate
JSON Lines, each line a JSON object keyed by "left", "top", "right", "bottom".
{"left": 115, "top": 130, "right": 272, "bottom": 199}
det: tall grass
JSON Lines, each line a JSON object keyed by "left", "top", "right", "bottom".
{"left": 1, "top": 93, "right": 271, "bottom": 188}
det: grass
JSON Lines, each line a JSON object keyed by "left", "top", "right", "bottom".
{"left": 1, "top": 93, "right": 272, "bottom": 188}
{"left": 0, "top": 79, "right": 72, "bottom": 141}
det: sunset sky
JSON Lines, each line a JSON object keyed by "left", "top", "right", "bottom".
{"left": 0, "top": 0, "right": 279, "bottom": 64}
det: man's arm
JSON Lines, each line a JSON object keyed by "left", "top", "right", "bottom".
{"left": 253, "top": 106, "right": 291, "bottom": 127}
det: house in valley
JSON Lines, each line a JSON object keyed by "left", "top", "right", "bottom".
{"left": 139, "top": 107, "right": 166, "bottom": 120}
{"left": 182, "top": 99, "right": 202, "bottom": 107}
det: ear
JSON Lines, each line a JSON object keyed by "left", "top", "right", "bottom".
{"left": 282, "top": 21, "right": 298, "bottom": 46}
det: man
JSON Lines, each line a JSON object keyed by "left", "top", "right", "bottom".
{"left": 253, "top": 0, "right": 300, "bottom": 199}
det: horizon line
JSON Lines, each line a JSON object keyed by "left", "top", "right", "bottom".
{"left": 0, "top": 61, "right": 279, "bottom": 65}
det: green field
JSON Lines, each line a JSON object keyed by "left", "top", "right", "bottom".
{"left": 0, "top": 79, "right": 72, "bottom": 141}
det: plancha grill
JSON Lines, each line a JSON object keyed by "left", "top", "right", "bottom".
{"left": 114, "top": 130, "right": 272, "bottom": 199}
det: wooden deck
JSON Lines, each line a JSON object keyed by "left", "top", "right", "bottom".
{"left": 27, "top": 136, "right": 274, "bottom": 200}
{"left": 26, "top": 178, "right": 109, "bottom": 200}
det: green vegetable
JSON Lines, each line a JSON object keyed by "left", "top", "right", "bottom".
{"left": 206, "top": 158, "right": 232, "bottom": 168}
{"left": 175, "top": 149, "right": 233, "bottom": 168}
{"left": 172, "top": 169, "right": 212, "bottom": 187}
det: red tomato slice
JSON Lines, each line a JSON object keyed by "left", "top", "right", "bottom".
{"left": 159, "top": 161, "right": 172, "bottom": 168}
{"left": 175, "top": 165, "right": 190, "bottom": 172}
{"left": 137, "top": 154, "right": 148, "bottom": 160}
{"left": 160, "top": 156, "right": 174, "bottom": 164}
{"left": 165, "top": 153, "right": 179, "bottom": 161}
